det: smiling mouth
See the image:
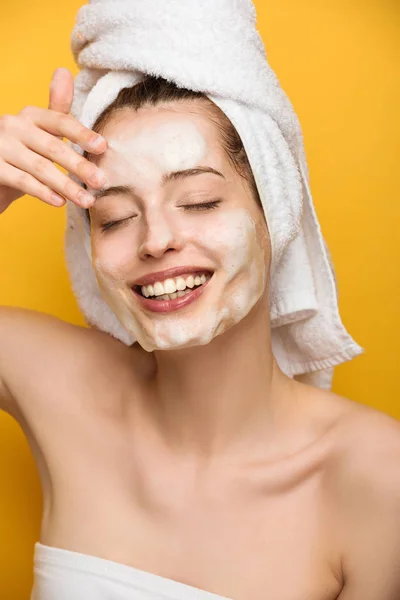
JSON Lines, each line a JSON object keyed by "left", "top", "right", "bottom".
{"left": 132, "top": 271, "right": 213, "bottom": 313}
{"left": 133, "top": 271, "right": 213, "bottom": 301}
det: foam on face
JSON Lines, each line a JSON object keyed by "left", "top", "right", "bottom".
{"left": 106, "top": 119, "right": 207, "bottom": 185}
{"left": 95, "top": 207, "right": 266, "bottom": 351}
{"left": 91, "top": 110, "right": 267, "bottom": 351}
{"left": 155, "top": 209, "right": 265, "bottom": 348}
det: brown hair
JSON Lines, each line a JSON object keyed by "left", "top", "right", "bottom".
{"left": 83, "top": 75, "right": 261, "bottom": 219}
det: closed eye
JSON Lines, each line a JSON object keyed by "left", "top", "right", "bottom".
{"left": 100, "top": 216, "right": 136, "bottom": 232}
{"left": 181, "top": 200, "right": 221, "bottom": 211}
{"left": 100, "top": 200, "right": 221, "bottom": 232}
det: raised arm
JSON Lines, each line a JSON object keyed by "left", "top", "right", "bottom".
{"left": 0, "top": 307, "right": 78, "bottom": 414}
{"left": 0, "top": 68, "right": 108, "bottom": 413}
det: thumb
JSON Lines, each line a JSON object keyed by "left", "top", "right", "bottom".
{"left": 48, "top": 68, "right": 74, "bottom": 114}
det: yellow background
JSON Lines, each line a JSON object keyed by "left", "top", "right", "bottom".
{"left": 0, "top": 0, "right": 399, "bottom": 597}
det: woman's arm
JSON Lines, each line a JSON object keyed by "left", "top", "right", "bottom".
{"left": 0, "top": 311, "right": 13, "bottom": 413}
{"left": 0, "top": 307, "right": 78, "bottom": 414}
{"left": 0, "top": 69, "right": 108, "bottom": 413}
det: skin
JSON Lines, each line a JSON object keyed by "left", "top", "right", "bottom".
{"left": 88, "top": 105, "right": 268, "bottom": 353}
{"left": 1, "top": 96, "right": 400, "bottom": 599}
{"left": 87, "top": 103, "right": 283, "bottom": 458}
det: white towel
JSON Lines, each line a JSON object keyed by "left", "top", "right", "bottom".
{"left": 65, "top": 0, "right": 364, "bottom": 390}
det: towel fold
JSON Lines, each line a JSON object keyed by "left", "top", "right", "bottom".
{"left": 65, "top": 0, "right": 364, "bottom": 389}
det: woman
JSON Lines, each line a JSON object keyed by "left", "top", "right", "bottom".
{"left": 1, "top": 4, "right": 400, "bottom": 600}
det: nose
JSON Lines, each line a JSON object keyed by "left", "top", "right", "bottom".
{"left": 138, "top": 212, "right": 182, "bottom": 259}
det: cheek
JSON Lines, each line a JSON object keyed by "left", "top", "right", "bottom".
{"left": 197, "top": 209, "right": 262, "bottom": 276}
{"left": 91, "top": 233, "right": 136, "bottom": 283}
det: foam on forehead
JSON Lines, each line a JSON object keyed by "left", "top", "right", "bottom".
{"left": 105, "top": 119, "right": 208, "bottom": 176}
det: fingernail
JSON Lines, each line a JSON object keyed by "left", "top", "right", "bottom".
{"left": 89, "top": 136, "right": 106, "bottom": 149}
{"left": 51, "top": 193, "right": 65, "bottom": 206}
{"left": 78, "top": 191, "right": 94, "bottom": 207}
{"left": 50, "top": 67, "right": 68, "bottom": 88}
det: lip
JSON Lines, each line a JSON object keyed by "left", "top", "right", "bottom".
{"left": 132, "top": 266, "right": 213, "bottom": 287}
{"left": 132, "top": 275, "right": 212, "bottom": 313}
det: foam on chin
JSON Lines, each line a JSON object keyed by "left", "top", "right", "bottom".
{"left": 91, "top": 113, "right": 267, "bottom": 351}
{"left": 113, "top": 208, "right": 267, "bottom": 351}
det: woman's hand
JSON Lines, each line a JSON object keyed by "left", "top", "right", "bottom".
{"left": 0, "top": 67, "right": 107, "bottom": 214}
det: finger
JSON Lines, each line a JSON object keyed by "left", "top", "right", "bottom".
{"left": 18, "top": 106, "right": 106, "bottom": 155}
{"left": 48, "top": 68, "right": 74, "bottom": 115}
{"left": 2, "top": 142, "right": 94, "bottom": 208}
{"left": 0, "top": 159, "right": 66, "bottom": 207}
{"left": 19, "top": 123, "right": 107, "bottom": 189}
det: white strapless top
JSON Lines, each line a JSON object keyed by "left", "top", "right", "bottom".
{"left": 31, "top": 542, "right": 232, "bottom": 600}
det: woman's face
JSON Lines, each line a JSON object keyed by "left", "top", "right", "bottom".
{"left": 89, "top": 103, "right": 271, "bottom": 351}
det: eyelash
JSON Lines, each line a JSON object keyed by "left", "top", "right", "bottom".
{"left": 100, "top": 200, "right": 221, "bottom": 232}
{"left": 182, "top": 200, "right": 221, "bottom": 211}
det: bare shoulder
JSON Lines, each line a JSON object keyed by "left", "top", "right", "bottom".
{"left": 323, "top": 394, "right": 400, "bottom": 597}
{"left": 330, "top": 391, "right": 400, "bottom": 465}
{"left": 300, "top": 381, "right": 400, "bottom": 450}
{"left": 296, "top": 382, "right": 400, "bottom": 504}
{"left": 339, "top": 396, "right": 400, "bottom": 503}
{"left": 0, "top": 306, "right": 140, "bottom": 417}
{"left": 309, "top": 389, "right": 400, "bottom": 596}
{"left": 313, "top": 386, "right": 400, "bottom": 477}
{"left": 313, "top": 389, "right": 400, "bottom": 574}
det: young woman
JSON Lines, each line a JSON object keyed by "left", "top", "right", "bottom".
{"left": 0, "top": 68, "right": 400, "bottom": 600}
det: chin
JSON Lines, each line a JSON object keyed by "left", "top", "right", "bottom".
{"left": 135, "top": 319, "right": 240, "bottom": 353}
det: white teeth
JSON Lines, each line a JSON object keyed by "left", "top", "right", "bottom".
{"left": 175, "top": 277, "right": 186, "bottom": 291}
{"left": 186, "top": 275, "right": 195, "bottom": 288}
{"left": 163, "top": 278, "right": 176, "bottom": 294}
{"left": 153, "top": 282, "right": 164, "bottom": 296}
{"left": 140, "top": 272, "right": 211, "bottom": 299}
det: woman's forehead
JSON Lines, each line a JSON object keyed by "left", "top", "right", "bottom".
{"left": 102, "top": 103, "right": 218, "bottom": 138}
{"left": 93, "top": 110, "right": 228, "bottom": 181}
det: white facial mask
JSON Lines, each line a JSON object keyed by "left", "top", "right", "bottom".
{"left": 91, "top": 110, "right": 267, "bottom": 351}
{"left": 149, "top": 208, "right": 266, "bottom": 349}
{"left": 107, "top": 120, "right": 207, "bottom": 180}
{"left": 95, "top": 207, "right": 266, "bottom": 351}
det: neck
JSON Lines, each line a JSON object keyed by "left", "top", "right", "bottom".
{"left": 142, "top": 295, "right": 298, "bottom": 461}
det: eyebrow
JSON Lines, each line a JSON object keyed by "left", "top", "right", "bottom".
{"left": 91, "top": 166, "right": 225, "bottom": 201}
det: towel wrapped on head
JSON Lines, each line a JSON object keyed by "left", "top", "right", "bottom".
{"left": 65, "top": 0, "right": 363, "bottom": 390}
